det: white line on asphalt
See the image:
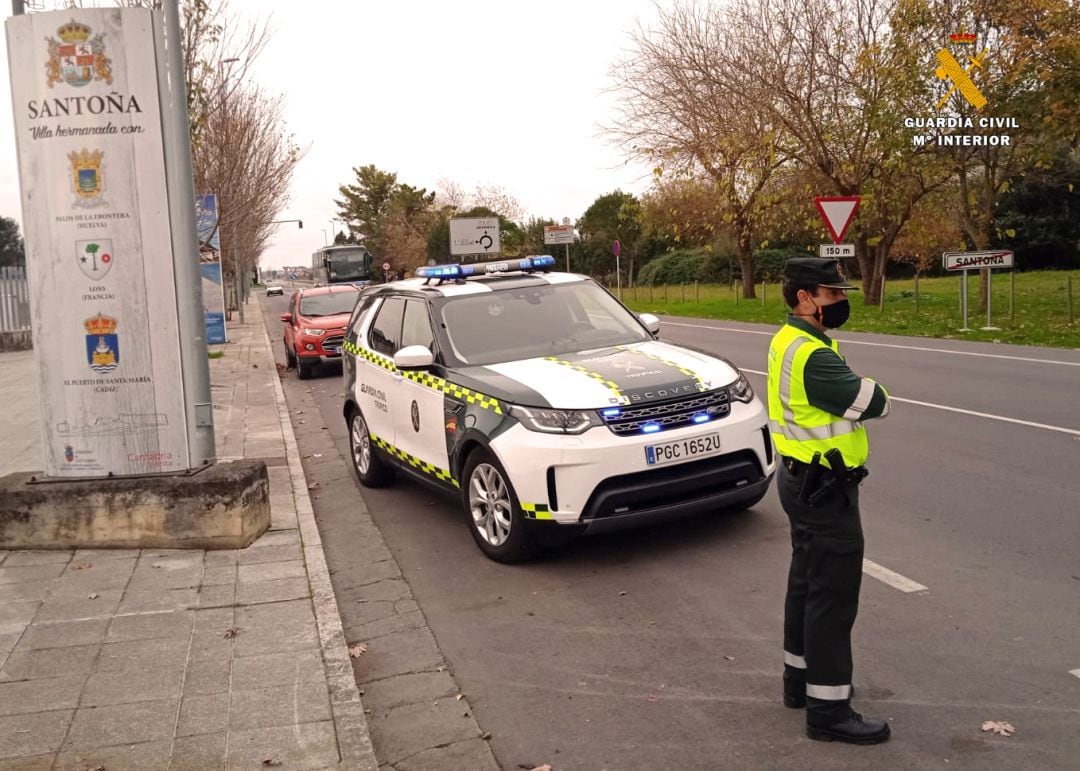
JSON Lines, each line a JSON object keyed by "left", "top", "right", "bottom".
{"left": 661, "top": 320, "right": 1080, "bottom": 367}
{"left": 863, "top": 559, "right": 928, "bottom": 593}
{"left": 739, "top": 368, "right": 1080, "bottom": 437}
{"left": 1070, "top": 669, "right": 1080, "bottom": 680}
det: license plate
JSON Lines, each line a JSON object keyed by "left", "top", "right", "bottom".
{"left": 645, "top": 432, "right": 722, "bottom": 466}
{"left": 326, "top": 345, "right": 341, "bottom": 354}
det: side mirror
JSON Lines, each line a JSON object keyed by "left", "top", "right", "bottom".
{"left": 280, "top": 313, "right": 293, "bottom": 324}
{"left": 394, "top": 345, "right": 434, "bottom": 370}
{"left": 639, "top": 313, "right": 661, "bottom": 335}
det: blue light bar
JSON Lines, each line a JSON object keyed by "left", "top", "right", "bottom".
{"left": 642, "top": 423, "right": 661, "bottom": 434}
{"left": 415, "top": 255, "right": 556, "bottom": 281}
{"left": 416, "top": 264, "right": 462, "bottom": 278}
{"left": 692, "top": 414, "right": 711, "bottom": 424}
{"left": 602, "top": 408, "right": 621, "bottom": 417}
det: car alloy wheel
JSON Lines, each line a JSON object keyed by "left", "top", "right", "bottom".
{"left": 468, "top": 462, "right": 513, "bottom": 547}
{"left": 351, "top": 413, "right": 371, "bottom": 475}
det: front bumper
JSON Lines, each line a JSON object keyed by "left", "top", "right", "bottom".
{"left": 296, "top": 333, "right": 344, "bottom": 361}
{"left": 489, "top": 398, "right": 776, "bottom": 526}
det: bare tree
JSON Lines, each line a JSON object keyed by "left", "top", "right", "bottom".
{"left": 609, "top": 1, "right": 792, "bottom": 298}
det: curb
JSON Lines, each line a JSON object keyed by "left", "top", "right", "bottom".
{"left": 257, "top": 300, "right": 379, "bottom": 770}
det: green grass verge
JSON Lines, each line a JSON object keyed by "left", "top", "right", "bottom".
{"left": 208, "top": 350, "right": 225, "bottom": 359}
{"left": 619, "top": 270, "right": 1080, "bottom": 349}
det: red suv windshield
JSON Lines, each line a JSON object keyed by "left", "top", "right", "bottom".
{"left": 299, "top": 291, "right": 360, "bottom": 317}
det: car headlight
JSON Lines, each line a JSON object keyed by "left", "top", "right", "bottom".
{"left": 508, "top": 405, "right": 602, "bottom": 434}
{"left": 729, "top": 371, "right": 754, "bottom": 403}
{"left": 302, "top": 328, "right": 326, "bottom": 336}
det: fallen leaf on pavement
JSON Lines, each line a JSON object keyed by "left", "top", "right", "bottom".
{"left": 308, "top": 482, "right": 320, "bottom": 490}
{"left": 618, "top": 591, "right": 627, "bottom": 596}
{"left": 481, "top": 732, "right": 492, "bottom": 740}
{"left": 456, "top": 693, "right": 464, "bottom": 701}
{"left": 982, "top": 720, "right": 1015, "bottom": 737}
{"left": 72, "top": 563, "right": 92, "bottom": 570}
{"left": 312, "top": 453, "right": 323, "bottom": 458}
{"left": 261, "top": 759, "right": 282, "bottom": 767}
{"left": 252, "top": 364, "right": 259, "bottom": 369}
{"left": 645, "top": 694, "right": 658, "bottom": 702}
{"left": 88, "top": 593, "right": 99, "bottom": 600}
{"left": 348, "top": 643, "right": 367, "bottom": 658}
{"left": 223, "top": 627, "right": 241, "bottom": 639}
{"left": 723, "top": 655, "right": 735, "bottom": 661}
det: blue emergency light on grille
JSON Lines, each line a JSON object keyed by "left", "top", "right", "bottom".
{"left": 416, "top": 255, "right": 556, "bottom": 280}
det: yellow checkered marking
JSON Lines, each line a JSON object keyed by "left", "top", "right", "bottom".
{"left": 520, "top": 502, "right": 554, "bottom": 520}
{"left": 370, "top": 433, "right": 460, "bottom": 488}
{"left": 617, "top": 345, "right": 709, "bottom": 392}
{"left": 543, "top": 356, "right": 630, "bottom": 406}
{"left": 343, "top": 338, "right": 502, "bottom": 414}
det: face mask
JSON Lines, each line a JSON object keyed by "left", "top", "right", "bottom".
{"left": 814, "top": 298, "right": 850, "bottom": 329}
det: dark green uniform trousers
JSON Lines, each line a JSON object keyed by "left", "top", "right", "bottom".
{"left": 778, "top": 459, "right": 864, "bottom": 726}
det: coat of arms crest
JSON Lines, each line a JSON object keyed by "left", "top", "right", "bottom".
{"left": 46, "top": 19, "right": 112, "bottom": 89}
{"left": 84, "top": 313, "right": 119, "bottom": 374}
{"left": 76, "top": 239, "right": 114, "bottom": 279}
{"left": 68, "top": 148, "right": 105, "bottom": 207}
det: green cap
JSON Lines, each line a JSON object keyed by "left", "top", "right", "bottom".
{"left": 783, "top": 258, "right": 857, "bottom": 290}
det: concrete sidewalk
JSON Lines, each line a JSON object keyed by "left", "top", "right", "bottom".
{"left": 0, "top": 300, "right": 376, "bottom": 769}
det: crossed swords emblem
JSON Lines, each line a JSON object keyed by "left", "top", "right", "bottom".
{"left": 935, "top": 46, "right": 989, "bottom": 110}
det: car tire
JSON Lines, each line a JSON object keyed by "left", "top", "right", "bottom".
{"left": 296, "top": 355, "right": 314, "bottom": 380}
{"left": 284, "top": 345, "right": 297, "bottom": 369}
{"left": 347, "top": 407, "right": 395, "bottom": 487}
{"left": 460, "top": 447, "right": 538, "bottom": 564}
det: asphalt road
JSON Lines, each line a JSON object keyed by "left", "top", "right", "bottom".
{"left": 262, "top": 292, "right": 1080, "bottom": 769}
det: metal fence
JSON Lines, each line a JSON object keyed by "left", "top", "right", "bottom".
{"left": 0, "top": 265, "right": 31, "bottom": 332}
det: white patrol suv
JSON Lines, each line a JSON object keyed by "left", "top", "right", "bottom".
{"left": 341, "top": 255, "right": 776, "bottom": 562}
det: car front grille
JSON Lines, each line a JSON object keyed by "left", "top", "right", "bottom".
{"left": 322, "top": 334, "right": 344, "bottom": 353}
{"left": 600, "top": 388, "right": 731, "bottom": 436}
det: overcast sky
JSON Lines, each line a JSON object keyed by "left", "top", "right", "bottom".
{"left": 1, "top": 0, "right": 670, "bottom": 270}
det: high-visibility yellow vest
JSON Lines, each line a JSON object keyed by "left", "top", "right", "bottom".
{"left": 767, "top": 323, "right": 869, "bottom": 467}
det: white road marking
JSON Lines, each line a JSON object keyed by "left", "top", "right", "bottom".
{"left": 863, "top": 559, "right": 928, "bottom": 593}
{"left": 661, "top": 320, "right": 1080, "bottom": 367}
{"left": 1070, "top": 669, "right": 1080, "bottom": 680}
{"left": 739, "top": 367, "right": 1080, "bottom": 437}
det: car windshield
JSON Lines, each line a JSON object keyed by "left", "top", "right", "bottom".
{"left": 439, "top": 280, "right": 652, "bottom": 365}
{"left": 300, "top": 290, "right": 360, "bottom": 317}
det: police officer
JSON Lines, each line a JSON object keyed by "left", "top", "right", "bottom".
{"left": 766, "top": 258, "right": 891, "bottom": 744}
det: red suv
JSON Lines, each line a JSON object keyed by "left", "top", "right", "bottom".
{"left": 281, "top": 285, "right": 361, "bottom": 379}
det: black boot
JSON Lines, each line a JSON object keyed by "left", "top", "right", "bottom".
{"left": 807, "top": 711, "right": 891, "bottom": 744}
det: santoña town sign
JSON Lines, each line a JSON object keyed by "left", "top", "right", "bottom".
{"left": 943, "top": 251, "right": 1015, "bottom": 271}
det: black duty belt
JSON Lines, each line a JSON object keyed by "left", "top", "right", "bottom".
{"left": 782, "top": 455, "right": 867, "bottom": 478}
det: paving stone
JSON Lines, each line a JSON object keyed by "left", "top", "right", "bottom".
{"left": 248, "top": 529, "right": 300, "bottom": 549}
{"left": 0, "top": 645, "right": 98, "bottom": 683}
{"left": 236, "top": 577, "right": 310, "bottom": 606}
{"left": 0, "top": 601, "right": 39, "bottom": 637}
{"left": 232, "top": 600, "right": 318, "bottom": 658}
{"left": 270, "top": 506, "right": 299, "bottom": 531}
{"left": 0, "top": 753, "right": 56, "bottom": 770}
{"left": 0, "top": 582, "right": 50, "bottom": 603}
{"left": 351, "top": 578, "right": 411, "bottom": 604}
{"left": 0, "top": 710, "right": 71, "bottom": 759}
{"left": 395, "top": 738, "right": 500, "bottom": 771}
{"left": 227, "top": 721, "right": 340, "bottom": 770}
{"left": 188, "top": 629, "right": 234, "bottom": 662}
{"left": 0, "top": 552, "right": 71, "bottom": 567}
{"left": 48, "top": 560, "right": 136, "bottom": 597}
{"left": 359, "top": 670, "right": 458, "bottom": 713}
{"left": 106, "top": 609, "right": 193, "bottom": 642}
{"left": 237, "top": 543, "right": 303, "bottom": 565}
{"left": 126, "top": 563, "right": 204, "bottom": 591}
{"left": 368, "top": 699, "right": 478, "bottom": 766}
{"left": 70, "top": 548, "right": 138, "bottom": 562}
{"left": 170, "top": 732, "right": 226, "bottom": 770}
{"left": 229, "top": 648, "right": 324, "bottom": 691}
{"left": 181, "top": 658, "right": 231, "bottom": 697}
{"left": 93, "top": 637, "right": 188, "bottom": 673}
{"left": 176, "top": 693, "right": 229, "bottom": 737}
{"left": 229, "top": 681, "right": 332, "bottom": 731}
{"left": 352, "top": 627, "right": 443, "bottom": 685}
{"left": 63, "top": 699, "right": 176, "bottom": 749}
{"left": 237, "top": 560, "right": 306, "bottom": 583}
{"left": 346, "top": 609, "right": 426, "bottom": 643}
{"left": 196, "top": 584, "right": 236, "bottom": 609}
{"left": 32, "top": 590, "right": 122, "bottom": 623}
{"left": 203, "top": 550, "right": 240, "bottom": 568}
{"left": 0, "top": 676, "right": 85, "bottom": 716}
{"left": 0, "top": 565, "right": 66, "bottom": 586}
{"left": 201, "top": 565, "right": 237, "bottom": 586}
{"left": 115, "top": 588, "right": 197, "bottom": 615}
{"left": 16, "top": 619, "right": 108, "bottom": 651}
{"left": 53, "top": 739, "right": 171, "bottom": 771}
{"left": 81, "top": 665, "right": 184, "bottom": 706}
{"left": 192, "top": 607, "right": 234, "bottom": 632}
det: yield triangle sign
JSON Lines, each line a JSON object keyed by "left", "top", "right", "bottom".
{"left": 814, "top": 197, "right": 861, "bottom": 244}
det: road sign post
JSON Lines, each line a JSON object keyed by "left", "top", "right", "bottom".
{"left": 544, "top": 224, "right": 575, "bottom": 273}
{"left": 943, "top": 251, "right": 1014, "bottom": 331}
{"left": 613, "top": 239, "right": 621, "bottom": 299}
{"left": 450, "top": 217, "right": 501, "bottom": 258}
